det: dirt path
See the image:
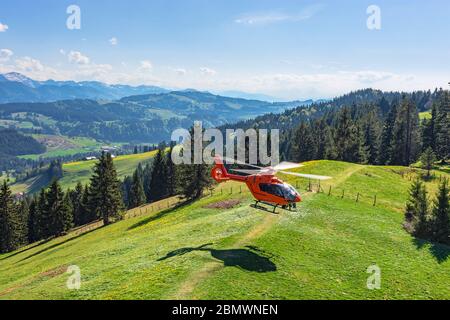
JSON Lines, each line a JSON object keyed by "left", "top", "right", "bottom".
{"left": 329, "top": 164, "right": 365, "bottom": 188}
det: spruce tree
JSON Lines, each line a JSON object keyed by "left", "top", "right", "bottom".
{"left": 431, "top": 178, "right": 449, "bottom": 244}
{"left": 27, "top": 196, "right": 38, "bottom": 243}
{"left": 148, "top": 148, "right": 169, "bottom": 202}
{"left": 36, "top": 188, "right": 48, "bottom": 240}
{"left": 166, "top": 142, "right": 177, "bottom": 196}
{"left": 88, "top": 152, "right": 124, "bottom": 225}
{"left": 404, "top": 178, "right": 429, "bottom": 237}
{"left": 69, "top": 182, "right": 85, "bottom": 226}
{"left": 0, "top": 181, "right": 19, "bottom": 253}
{"left": 177, "top": 127, "right": 213, "bottom": 200}
{"left": 377, "top": 103, "right": 397, "bottom": 164}
{"left": 128, "top": 169, "right": 146, "bottom": 209}
{"left": 434, "top": 91, "right": 449, "bottom": 162}
{"left": 391, "top": 97, "right": 421, "bottom": 165}
{"left": 16, "top": 199, "right": 29, "bottom": 247}
{"left": 419, "top": 147, "right": 436, "bottom": 178}
{"left": 291, "top": 122, "right": 317, "bottom": 162}
{"left": 46, "top": 180, "right": 73, "bottom": 236}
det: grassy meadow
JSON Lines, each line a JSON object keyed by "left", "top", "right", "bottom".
{"left": 1, "top": 160, "right": 449, "bottom": 300}
{"left": 11, "top": 150, "right": 158, "bottom": 194}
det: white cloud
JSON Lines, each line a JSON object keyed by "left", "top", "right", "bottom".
{"left": 109, "top": 37, "right": 118, "bottom": 46}
{"left": 200, "top": 67, "right": 216, "bottom": 76}
{"left": 140, "top": 60, "right": 153, "bottom": 72}
{"left": 171, "top": 68, "right": 187, "bottom": 76}
{"left": 68, "top": 51, "right": 90, "bottom": 65}
{"left": 0, "top": 49, "right": 13, "bottom": 62}
{"left": 59, "top": 49, "right": 66, "bottom": 56}
{"left": 0, "top": 22, "right": 8, "bottom": 32}
{"left": 15, "top": 57, "right": 44, "bottom": 72}
{"left": 235, "top": 4, "right": 323, "bottom": 26}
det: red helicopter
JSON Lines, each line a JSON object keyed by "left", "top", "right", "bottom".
{"left": 211, "top": 156, "right": 331, "bottom": 212}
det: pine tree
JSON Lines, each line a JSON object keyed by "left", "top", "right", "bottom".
{"left": 334, "top": 108, "right": 365, "bottom": 163}
{"left": 142, "top": 162, "right": 153, "bottom": 202}
{"left": 419, "top": 147, "right": 436, "bottom": 178}
{"left": 46, "top": 180, "right": 73, "bottom": 236}
{"left": 291, "top": 122, "right": 317, "bottom": 162}
{"left": 430, "top": 178, "right": 449, "bottom": 244}
{"left": 434, "top": 91, "right": 450, "bottom": 162}
{"left": 27, "top": 196, "right": 39, "bottom": 243}
{"left": 391, "top": 97, "right": 421, "bottom": 165}
{"left": 148, "top": 148, "right": 169, "bottom": 202}
{"left": 69, "top": 182, "right": 85, "bottom": 226}
{"left": 404, "top": 178, "right": 429, "bottom": 237}
{"left": 128, "top": 168, "right": 146, "bottom": 209}
{"left": 166, "top": 142, "right": 177, "bottom": 196}
{"left": 0, "top": 181, "right": 20, "bottom": 253}
{"left": 177, "top": 128, "right": 213, "bottom": 200}
{"left": 16, "top": 198, "right": 29, "bottom": 247}
{"left": 362, "top": 110, "right": 381, "bottom": 164}
{"left": 81, "top": 185, "right": 95, "bottom": 224}
{"left": 36, "top": 188, "right": 49, "bottom": 239}
{"left": 377, "top": 103, "right": 397, "bottom": 164}
{"left": 88, "top": 152, "right": 124, "bottom": 225}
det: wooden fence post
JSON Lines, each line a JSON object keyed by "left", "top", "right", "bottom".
{"left": 356, "top": 193, "right": 359, "bottom": 202}
{"left": 341, "top": 189, "right": 345, "bottom": 199}
{"left": 328, "top": 186, "right": 332, "bottom": 196}
{"left": 373, "top": 195, "right": 377, "bottom": 206}
{"left": 308, "top": 179, "right": 312, "bottom": 192}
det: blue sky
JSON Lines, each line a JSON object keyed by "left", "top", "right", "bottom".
{"left": 0, "top": 0, "right": 449, "bottom": 99}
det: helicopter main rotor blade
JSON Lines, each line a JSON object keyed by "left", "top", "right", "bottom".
{"left": 279, "top": 171, "right": 332, "bottom": 180}
{"left": 273, "top": 162, "right": 304, "bottom": 171}
{"left": 229, "top": 168, "right": 265, "bottom": 175}
{"left": 222, "top": 157, "right": 265, "bottom": 169}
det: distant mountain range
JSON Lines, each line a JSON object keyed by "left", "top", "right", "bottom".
{"left": 0, "top": 89, "right": 305, "bottom": 143}
{"left": 0, "top": 72, "right": 169, "bottom": 103}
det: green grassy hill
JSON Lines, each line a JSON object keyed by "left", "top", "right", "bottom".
{"left": 11, "top": 150, "right": 158, "bottom": 194}
{"left": 1, "top": 161, "right": 449, "bottom": 300}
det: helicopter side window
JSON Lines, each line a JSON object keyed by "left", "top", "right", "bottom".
{"left": 259, "top": 183, "right": 284, "bottom": 197}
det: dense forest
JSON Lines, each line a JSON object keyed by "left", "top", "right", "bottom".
{"left": 222, "top": 88, "right": 449, "bottom": 166}
{"left": 0, "top": 128, "right": 45, "bottom": 156}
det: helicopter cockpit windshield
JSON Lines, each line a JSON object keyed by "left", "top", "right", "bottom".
{"left": 259, "top": 183, "right": 299, "bottom": 201}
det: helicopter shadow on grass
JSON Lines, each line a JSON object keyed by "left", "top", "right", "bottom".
{"left": 157, "top": 243, "right": 277, "bottom": 273}
{"left": 412, "top": 238, "right": 450, "bottom": 264}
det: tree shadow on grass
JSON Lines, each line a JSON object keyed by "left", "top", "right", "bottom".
{"left": 157, "top": 243, "right": 277, "bottom": 273}
{"left": 17, "top": 226, "right": 105, "bottom": 263}
{"left": 0, "top": 238, "right": 56, "bottom": 261}
{"left": 412, "top": 238, "right": 450, "bottom": 264}
{"left": 127, "top": 200, "right": 193, "bottom": 231}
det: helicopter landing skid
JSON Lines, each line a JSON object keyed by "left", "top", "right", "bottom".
{"left": 251, "top": 201, "right": 297, "bottom": 214}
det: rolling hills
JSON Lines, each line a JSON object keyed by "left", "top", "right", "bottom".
{"left": 0, "top": 90, "right": 299, "bottom": 143}
{"left": 1, "top": 160, "right": 448, "bottom": 300}
{"left": 11, "top": 150, "right": 158, "bottom": 194}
